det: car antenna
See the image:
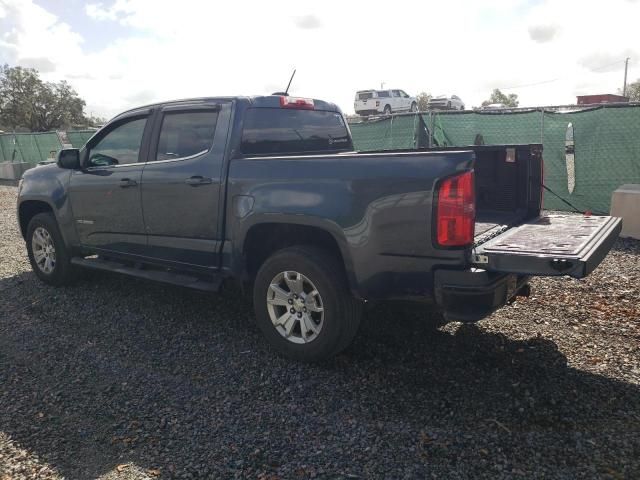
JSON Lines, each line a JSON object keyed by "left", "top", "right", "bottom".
{"left": 285, "top": 68, "right": 296, "bottom": 95}
{"left": 273, "top": 69, "right": 296, "bottom": 96}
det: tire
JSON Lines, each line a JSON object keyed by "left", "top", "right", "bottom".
{"left": 383, "top": 105, "right": 392, "bottom": 115}
{"left": 410, "top": 102, "right": 418, "bottom": 113}
{"left": 253, "top": 246, "right": 362, "bottom": 362}
{"left": 26, "top": 212, "right": 76, "bottom": 286}
{"left": 447, "top": 101, "right": 452, "bottom": 109}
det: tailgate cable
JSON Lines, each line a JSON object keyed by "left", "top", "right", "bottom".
{"left": 541, "top": 184, "right": 607, "bottom": 216}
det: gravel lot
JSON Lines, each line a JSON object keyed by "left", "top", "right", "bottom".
{"left": 1, "top": 184, "right": 639, "bottom": 479}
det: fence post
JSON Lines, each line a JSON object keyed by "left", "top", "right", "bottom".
{"left": 539, "top": 108, "right": 545, "bottom": 145}
{"left": 428, "top": 111, "right": 434, "bottom": 148}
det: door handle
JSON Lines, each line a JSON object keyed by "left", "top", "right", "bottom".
{"left": 185, "top": 175, "right": 213, "bottom": 186}
{"left": 119, "top": 178, "right": 138, "bottom": 188}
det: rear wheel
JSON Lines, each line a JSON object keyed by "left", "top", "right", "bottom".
{"left": 383, "top": 105, "right": 392, "bottom": 115}
{"left": 26, "top": 212, "right": 76, "bottom": 286}
{"left": 253, "top": 246, "right": 362, "bottom": 362}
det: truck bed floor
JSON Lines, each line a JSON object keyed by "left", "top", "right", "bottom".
{"left": 474, "top": 211, "right": 523, "bottom": 245}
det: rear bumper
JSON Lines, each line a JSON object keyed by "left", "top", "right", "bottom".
{"left": 434, "top": 268, "right": 529, "bottom": 322}
{"left": 355, "top": 109, "right": 381, "bottom": 116}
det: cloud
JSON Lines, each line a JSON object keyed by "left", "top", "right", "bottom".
{"left": 293, "top": 14, "right": 322, "bottom": 29}
{"left": 528, "top": 24, "right": 558, "bottom": 43}
{"left": 2, "top": 0, "right": 640, "bottom": 116}
{"left": 85, "top": 3, "right": 118, "bottom": 21}
{"left": 124, "top": 89, "right": 158, "bottom": 104}
{"left": 17, "top": 56, "right": 56, "bottom": 73}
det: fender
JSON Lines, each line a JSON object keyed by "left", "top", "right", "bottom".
{"left": 230, "top": 211, "right": 360, "bottom": 296}
{"left": 17, "top": 165, "right": 78, "bottom": 247}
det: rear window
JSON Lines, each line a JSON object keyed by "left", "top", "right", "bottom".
{"left": 377, "top": 91, "right": 390, "bottom": 98}
{"left": 241, "top": 108, "right": 352, "bottom": 156}
{"left": 358, "top": 92, "right": 374, "bottom": 100}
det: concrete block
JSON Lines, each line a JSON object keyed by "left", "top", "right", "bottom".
{"left": 610, "top": 184, "right": 640, "bottom": 240}
{"left": 0, "top": 162, "right": 32, "bottom": 180}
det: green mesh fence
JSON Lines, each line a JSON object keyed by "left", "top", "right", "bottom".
{"left": 0, "top": 132, "right": 62, "bottom": 165}
{"left": 0, "top": 135, "right": 19, "bottom": 163}
{"left": 350, "top": 105, "right": 640, "bottom": 213}
{"left": 349, "top": 114, "right": 424, "bottom": 151}
{"left": 67, "top": 130, "right": 95, "bottom": 148}
{"left": 34, "top": 133, "right": 65, "bottom": 161}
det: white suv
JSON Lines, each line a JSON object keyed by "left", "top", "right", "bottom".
{"left": 427, "top": 95, "right": 465, "bottom": 111}
{"left": 354, "top": 89, "right": 418, "bottom": 116}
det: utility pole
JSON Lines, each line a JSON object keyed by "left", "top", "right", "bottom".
{"left": 623, "top": 57, "right": 630, "bottom": 97}
{"left": 380, "top": 81, "right": 385, "bottom": 90}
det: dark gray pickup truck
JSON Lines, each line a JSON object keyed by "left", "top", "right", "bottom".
{"left": 17, "top": 95, "right": 622, "bottom": 361}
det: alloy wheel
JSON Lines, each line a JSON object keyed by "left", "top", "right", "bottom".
{"left": 32, "top": 226, "right": 56, "bottom": 274}
{"left": 266, "top": 271, "right": 324, "bottom": 344}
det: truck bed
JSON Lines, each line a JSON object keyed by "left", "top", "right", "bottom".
{"left": 474, "top": 211, "right": 521, "bottom": 243}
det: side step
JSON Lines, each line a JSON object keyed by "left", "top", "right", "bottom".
{"left": 71, "top": 257, "right": 222, "bottom": 292}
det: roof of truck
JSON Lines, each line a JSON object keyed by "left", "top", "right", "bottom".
{"left": 112, "top": 95, "right": 342, "bottom": 121}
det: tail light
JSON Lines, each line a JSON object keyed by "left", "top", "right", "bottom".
{"left": 435, "top": 170, "right": 475, "bottom": 247}
{"left": 280, "top": 96, "right": 314, "bottom": 110}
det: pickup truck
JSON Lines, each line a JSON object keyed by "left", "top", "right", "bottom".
{"left": 354, "top": 89, "right": 418, "bottom": 116}
{"left": 17, "top": 94, "right": 622, "bottom": 361}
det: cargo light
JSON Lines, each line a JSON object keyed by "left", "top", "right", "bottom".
{"left": 435, "top": 170, "right": 475, "bottom": 247}
{"left": 280, "top": 96, "right": 315, "bottom": 110}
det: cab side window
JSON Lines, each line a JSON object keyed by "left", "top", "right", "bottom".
{"left": 392, "top": 90, "right": 402, "bottom": 97}
{"left": 155, "top": 111, "right": 219, "bottom": 161}
{"left": 87, "top": 117, "right": 146, "bottom": 167}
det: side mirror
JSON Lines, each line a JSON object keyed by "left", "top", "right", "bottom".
{"left": 57, "top": 149, "right": 80, "bottom": 169}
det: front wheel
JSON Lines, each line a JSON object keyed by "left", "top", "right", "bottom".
{"left": 410, "top": 102, "right": 418, "bottom": 112}
{"left": 26, "top": 212, "right": 76, "bottom": 286}
{"left": 253, "top": 246, "right": 362, "bottom": 362}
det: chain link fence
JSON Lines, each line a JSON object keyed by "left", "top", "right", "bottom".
{"left": 349, "top": 104, "right": 640, "bottom": 213}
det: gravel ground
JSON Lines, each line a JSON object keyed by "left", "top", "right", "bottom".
{"left": 1, "top": 184, "right": 639, "bottom": 479}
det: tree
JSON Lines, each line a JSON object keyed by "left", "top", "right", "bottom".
{"left": 84, "top": 115, "right": 108, "bottom": 128}
{"left": 481, "top": 88, "right": 519, "bottom": 107}
{"left": 416, "top": 91, "right": 432, "bottom": 111}
{"left": 619, "top": 79, "right": 640, "bottom": 101}
{"left": 0, "top": 64, "right": 87, "bottom": 131}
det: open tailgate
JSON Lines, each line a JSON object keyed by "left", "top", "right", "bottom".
{"left": 472, "top": 214, "right": 622, "bottom": 278}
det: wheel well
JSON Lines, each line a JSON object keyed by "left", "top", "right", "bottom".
{"left": 19, "top": 201, "right": 53, "bottom": 239}
{"left": 243, "top": 223, "right": 346, "bottom": 279}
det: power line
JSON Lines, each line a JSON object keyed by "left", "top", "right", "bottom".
{"left": 498, "top": 58, "right": 629, "bottom": 91}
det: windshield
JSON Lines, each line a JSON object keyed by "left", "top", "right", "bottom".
{"left": 241, "top": 108, "right": 352, "bottom": 155}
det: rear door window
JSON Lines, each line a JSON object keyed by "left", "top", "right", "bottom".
{"left": 154, "top": 110, "right": 219, "bottom": 161}
{"left": 241, "top": 108, "right": 352, "bottom": 155}
{"left": 377, "top": 91, "right": 390, "bottom": 98}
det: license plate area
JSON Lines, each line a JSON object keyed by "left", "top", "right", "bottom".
{"left": 473, "top": 215, "right": 622, "bottom": 278}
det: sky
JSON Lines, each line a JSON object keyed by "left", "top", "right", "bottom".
{"left": 0, "top": 0, "right": 639, "bottom": 119}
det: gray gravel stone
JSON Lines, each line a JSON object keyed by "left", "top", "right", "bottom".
{"left": 1, "top": 185, "right": 639, "bottom": 479}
